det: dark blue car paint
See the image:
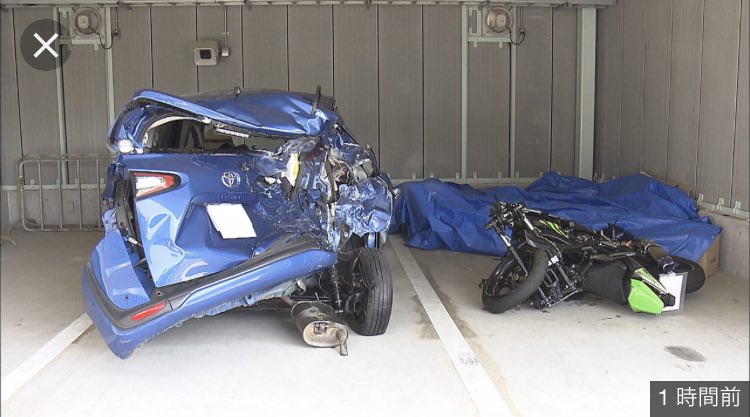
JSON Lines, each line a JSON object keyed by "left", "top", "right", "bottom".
{"left": 90, "top": 229, "right": 154, "bottom": 309}
{"left": 121, "top": 152, "right": 319, "bottom": 287}
{"left": 84, "top": 89, "right": 393, "bottom": 358}
{"left": 108, "top": 89, "right": 339, "bottom": 151}
{"left": 83, "top": 236, "right": 337, "bottom": 358}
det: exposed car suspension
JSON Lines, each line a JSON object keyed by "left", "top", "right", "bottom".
{"left": 328, "top": 266, "right": 344, "bottom": 313}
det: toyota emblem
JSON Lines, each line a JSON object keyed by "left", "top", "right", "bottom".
{"left": 221, "top": 171, "right": 241, "bottom": 188}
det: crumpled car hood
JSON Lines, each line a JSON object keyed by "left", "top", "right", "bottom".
{"left": 109, "top": 88, "right": 340, "bottom": 148}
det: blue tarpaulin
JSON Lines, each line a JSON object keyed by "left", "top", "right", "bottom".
{"left": 390, "top": 173, "right": 720, "bottom": 261}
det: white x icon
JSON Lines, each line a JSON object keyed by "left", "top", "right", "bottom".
{"left": 33, "top": 32, "right": 59, "bottom": 58}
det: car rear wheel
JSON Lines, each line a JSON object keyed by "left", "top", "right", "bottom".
{"left": 346, "top": 248, "right": 393, "bottom": 336}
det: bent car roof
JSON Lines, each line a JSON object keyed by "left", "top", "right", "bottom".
{"left": 129, "top": 88, "right": 340, "bottom": 137}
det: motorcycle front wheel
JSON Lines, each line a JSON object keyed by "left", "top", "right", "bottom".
{"left": 482, "top": 248, "right": 549, "bottom": 313}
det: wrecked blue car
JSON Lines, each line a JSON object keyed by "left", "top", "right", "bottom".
{"left": 83, "top": 88, "right": 394, "bottom": 358}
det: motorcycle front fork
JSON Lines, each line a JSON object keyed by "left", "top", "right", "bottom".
{"left": 497, "top": 232, "right": 531, "bottom": 276}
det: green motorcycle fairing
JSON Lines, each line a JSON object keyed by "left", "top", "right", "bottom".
{"left": 539, "top": 220, "right": 568, "bottom": 238}
{"left": 627, "top": 279, "right": 664, "bottom": 314}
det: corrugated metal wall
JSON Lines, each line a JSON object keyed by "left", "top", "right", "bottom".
{"left": 595, "top": 0, "right": 749, "bottom": 209}
{"left": 0, "top": 4, "right": 581, "bottom": 226}
{"left": 1, "top": 4, "right": 580, "bottom": 181}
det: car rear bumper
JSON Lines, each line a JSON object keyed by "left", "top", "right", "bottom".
{"left": 83, "top": 235, "right": 337, "bottom": 359}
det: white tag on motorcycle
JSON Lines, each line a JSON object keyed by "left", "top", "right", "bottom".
{"left": 548, "top": 255, "right": 559, "bottom": 266}
{"left": 206, "top": 203, "right": 257, "bottom": 239}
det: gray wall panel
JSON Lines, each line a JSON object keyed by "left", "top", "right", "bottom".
{"left": 197, "top": 6, "right": 243, "bottom": 92}
{"left": 732, "top": 0, "right": 749, "bottom": 207}
{"left": 594, "top": 0, "right": 622, "bottom": 178}
{"left": 697, "top": 0, "right": 741, "bottom": 202}
{"left": 597, "top": 0, "right": 747, "bottom": 208}
{"left": 641, "top": 0, "right": 672, "bottom": 180}
{"left": 6, "top": 4, "right": 583, "bottom": 193}
{"left": 61, "top": 46, "right": 108, "bottom": 187}
{"left": 1, "top": 190, "right": 9, "bottom": 229}
{"left": 21, "top": 188, "right": 100, "bottom": 227}
{"left": 288, "top": 6, "right": 333, "bottom": 96}
{"left": 423, "top": 6, "right": 461, "bottom": 178}
{"left": 666, "top": 0, "right": 703, "bottom": 192}
{"left": 593, "top": 8, "right": 603, "bottom": 176}
{"left": 242, "top": 5, "right": 288, "bottom": 90}
{"left": 1, "top": 9, "right": 22, "bottom": 185}
{"left": 111, "top": 6, "right": 152, "bottom": 110}
{"left": 378, "top": 6, "right": 423, "bottom": 179}
{"left": 62, "top": 47, "right": 108, "bottom": 158}
{"left": 151, "top": 6, "right": 197, "bottom": 95}
{"left": 332, "top": 5, "right": 379, "bottom": 154}
{"left": 14, "top": 7, "right": 63, "bottom": 188}
{"left": 13, "top": 7, "right": 61, "bottom": 160}
{"left": 467, "top": 43, "right": 510, "bottom": 178}
{"left": 618, "top": 0, "right": 645, "bottom": 175}
{"left": 551, "top": 8, "right": 576, "bottom": 176}
{"left": 515, "top": 8, "right": 552, "bottom": 177}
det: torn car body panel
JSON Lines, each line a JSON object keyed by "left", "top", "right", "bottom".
{"left": 83, "top": 88, "right": 393, "bottom": 358}
{"left": 85, "top": 233, "right": 338, "bottom": 358}
{"left": 109, "top": 89, "right": 338, "bottom": 148}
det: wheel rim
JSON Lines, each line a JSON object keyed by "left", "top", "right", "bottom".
{"left": 484, "top": 262, "right": 527, "bottom": 297}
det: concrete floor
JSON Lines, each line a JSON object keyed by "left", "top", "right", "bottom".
{"left": 1, "top": 231, "right": 748, "bottom": 417}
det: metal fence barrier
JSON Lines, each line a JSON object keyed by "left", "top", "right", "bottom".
{"left": 17, "top": 154, "right": 113, "bottom": 232}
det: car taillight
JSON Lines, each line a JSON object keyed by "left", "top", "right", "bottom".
{"left": 130, "top": 301, "right": 168, "bottom": 321}
{"left": 133, "top": 172, "right": 179, "bottom": 198}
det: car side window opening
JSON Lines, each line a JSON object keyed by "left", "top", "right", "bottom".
{"left": 144, "top": 119, "right": 287, "bottom": 153}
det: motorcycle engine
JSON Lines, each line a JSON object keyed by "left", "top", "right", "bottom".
{"left": 532, "top": 264, "right": 583, "bottom": 309}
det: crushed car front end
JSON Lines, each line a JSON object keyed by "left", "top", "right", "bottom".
{"left": 83, "top": 88, "right": 394, "bottom": 358}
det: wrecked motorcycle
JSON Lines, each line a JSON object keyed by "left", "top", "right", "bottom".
{"left": 480, "top": 201, "right": 705, "bottom": 314}
{"left": 83, "top": 88, "right": 394, "bottom": 358}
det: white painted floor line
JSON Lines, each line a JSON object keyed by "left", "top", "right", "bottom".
{"left": 390, "top": 237, "right": 514, "bottom": 417}
{"left": 1, "top": 313, "right": 92, "bottom": 404}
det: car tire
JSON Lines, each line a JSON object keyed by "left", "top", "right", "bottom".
{"left": 346, "top": 248, "right": 393, "bottom": 336}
